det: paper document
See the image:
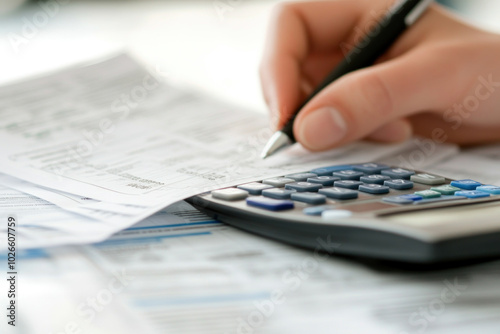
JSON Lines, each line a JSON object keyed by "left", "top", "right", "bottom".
{"left": 0, "top": 54, "right": 427, "bottom": 207}
{"left": 10, "top": 201, "right": 500, "bottom": 334}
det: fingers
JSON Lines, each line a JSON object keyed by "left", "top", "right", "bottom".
{"left": 366, "top": 119, "right": 413, "bottom": 143}
{"left": 259, "top": 1, "right": 362, "bottom": 128}
{"left": 409, "top": 113, "right": 500, "bottom": 145}
{"left": 293, "top": 47, "right": 462, "bottom": 151}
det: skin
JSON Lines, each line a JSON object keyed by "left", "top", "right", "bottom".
{"left": 259, "top": 0, "right": 500, "bottom": 152}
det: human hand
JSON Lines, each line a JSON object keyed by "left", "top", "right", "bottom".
{"left": 260, "top": 0, "right": 500, "bottom": 151}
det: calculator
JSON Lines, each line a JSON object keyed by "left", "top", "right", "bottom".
{"left": 188, "top": 163, "right": 500, "bottom": 264}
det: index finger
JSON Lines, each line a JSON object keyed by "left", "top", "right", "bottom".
{"left": 259, "top": 0, "right": 364, "bottom": 128}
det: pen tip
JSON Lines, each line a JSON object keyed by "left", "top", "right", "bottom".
{"left": 260, "top": 131, "right": 293, "bottom": 159}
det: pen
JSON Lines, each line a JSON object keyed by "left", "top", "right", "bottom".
{"left": 261, "top": 0, "right": 434, "bottom": 159}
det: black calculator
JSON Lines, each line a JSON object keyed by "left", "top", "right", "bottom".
{"left": 188, "top": 163, "right": 500, "bottom": 264}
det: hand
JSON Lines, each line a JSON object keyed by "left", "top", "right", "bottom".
{"left": 260, "top": 0, "right": 500, "bottom": 151}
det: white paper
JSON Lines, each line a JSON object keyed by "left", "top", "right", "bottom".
{"left": 9, "top": 202, "right": 500, "bottom": 334}
{"left": 0, "top": 54, "right": 422, "bottom": 209}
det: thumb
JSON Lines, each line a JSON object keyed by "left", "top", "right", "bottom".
{"left": 293, "top": 50, "right": 454, "bottom": 151}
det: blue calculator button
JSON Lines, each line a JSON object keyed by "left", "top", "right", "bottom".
{"left": 381, "top": 168, "right": 415, "bottom": 179}
{"left": 284, "top": 173, "right": 318, "bottom": 182}
{"left": 262, "top": 188, "right": 295, "bottom": 200}
{"left": 454, "top": 191, "right": 490, "bottom": 199}
{"left": 352, "top": 163, "right": 390, "bottom": 174}
{"left": 307, "top": 176, "right": 340, "bottom": 186}
{"left": 246, "top": 197, "right": 294, "bottom": 211}
{"left": 476, "top": 186, "right": 500, "bottom": 195}
{"left": 334, "top": 180, "right": 363, "bottom": 190}
{"left": 285, "top": 182, "right": 323, "bottom": 192}
{"left": 319, "top": 187, "right": 358, "bottom": 200}
{"left": 414, "top": 195, "right": 467, "bottom": 205}
{"left": 291, "top": 192, "right": 327, "bottom": 205}
{"left": 450, "top": 179, "right": 482, "bottom": 190}
{"left": 384, "top": 179, "right": 414, "bottom": 190}
{"left": 333, "top": 170, "right": 365, "bottom": 180}
{"left": 359, "top": 184, "right": 390, "bottom": 194}
{"left": 237, "top": 183, "right": 274, "bottom": 195}
{"left": 360, "top": 174, "right": 391, "bottom": 184}
{"left": 310, "top": 165, "right": 353, "bottom": 176}
{"left": 303, "top": 205, "right": 335, "bottom": 216}
{"left": 383, "top": 194, "right": 422, "bottom": 205}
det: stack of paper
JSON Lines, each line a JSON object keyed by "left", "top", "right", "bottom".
{"left": 0, "top": 54, "right": 458, "bottom": 249}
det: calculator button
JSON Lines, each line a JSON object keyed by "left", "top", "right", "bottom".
{"left": 454, "top": 191, "right": 490, "bottom": 199}
{"left": 307, "top": 176, "right": 340, "bottom": 186}
{"left": 262, "top": 188, "right": 295, "bottom": 200}
{"left": 319, "top": 187, "right": 358, "bottom": 200}
{"left": 237, "top": 183, "right": 274, "bottom": 195}
{"left": 410, "top": 173, "right": 446, "bottom": 185}
{"left": 310, "top": 165, "right": 353, "bottom": 176}
{"left": 291, "top": 192, "right": 327, "bottom": 205}
{"left": 262, "top": 177, "right": 295, "bottom": 188}
{"left": 383, "top": 194, "right": 423, "bottom": 204}
{"left": 285, "top": 182, "right": 323, "bottom": 192}
{"left": 359, "top": 184, "right": 390, "bottom": 194}
{"left": 212, "top": 188, "right": 248, "bottom": 201}
{"left": 334, "top": 180, "right": 363, "bottom": 190}
{"left": 450, "top": 179, "right": 482, "bottom": 190}
{"left": 284, "top": 173, "right": 318, "bottom": 182}
{"left": 413, "top": 195, "right": 467, "bottom": 205}
{"left": 414, "top": 190, "right": 441, "bottom": 199}
{"left": 381, "top": 168, "right": 415, "bottom": 179}
{"left": 333, "top": 170, "right": 365, "bottom": 180}
{"left": 430, "top": 185, "right": 461, "bottom": 195}
{"left": 476, "top": 185, "right": 500, "bottom": 195}
{"left": 352, "top": 163, "right": 390, "bottom": 174}
{"left": 360, "top": 174, "right": 391, "bottom": 184}
{"left": 384, "top": 179, "right": 414, "bottom": 190}
{"left": 322, "top": 210, "right": 353, "bottom": 220}
{"left": 246, "top": 197, "right": 294, "bottom": 211}
{"left": 303, "top": 205, "right": 335, "bottom": 216}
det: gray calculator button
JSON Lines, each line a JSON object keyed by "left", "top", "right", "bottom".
{"left": 360, "top": 174, "right": 391, "bottom": 184}
{"left": 285, "top": 182, "right": 323, "bottom": 192}
{"left": 262, "top": 188, "right": 295, "bottom": 200}
{"left": 333, "top": 170, "right": 364, "bottom": 180}
{"left": 212, "top": 188, "right": 248, "bottom": 201}
{"left": 291, "top": 192, "right": 327, "bottom": 205}
{"left": 303, "top": 205, "right": 335, "bottom": 216}
{"left": 359, "top": 184, "right": 390, "bottom": 194}
{"left": 237, "top": 183, "right": 274, "bottom": 195}
{"left": 334, "top": 180, "right": 363, "bottom": 190}
{"left": 384, "top": 179, "right": 414, "bottom": 190}
{"left": 307, "top": 176, "right": 340, "bottom": 186}
{"left": 262, "top": 177, "right": 295, "bottom": 187}
{"left": 381, "top": 168, "right": 415, "bottom": 179}
{"left": 410, "top": 173, "right": 446, "bottom": 185}
{"left": 284, "top": 173, "right": 318, "bottom": 182}
{"left": 319, "top": 187, "right": 358, "bottom": 200}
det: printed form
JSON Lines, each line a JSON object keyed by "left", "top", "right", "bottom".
{"left": 11, "top": 201, "right": 500, "bottom": 334}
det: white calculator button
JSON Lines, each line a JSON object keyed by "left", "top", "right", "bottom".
{"left": 410, "top": 173, "right": 446, "bottom": 185}
{"left": 212, "top": 188, "right": 248, "bottom": 201}
{"left": 321, "top": 210, "right": 353, "bottom": 220}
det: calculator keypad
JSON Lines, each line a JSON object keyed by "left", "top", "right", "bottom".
{"left": 209, "top": 163, "right": 500, "bottom": 215}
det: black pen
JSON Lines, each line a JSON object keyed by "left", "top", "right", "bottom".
{"left": 261, "top": 0, "right": 434, "bottom": 159}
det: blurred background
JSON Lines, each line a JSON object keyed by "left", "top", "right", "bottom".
{"left": 0, "top": 0, "right": 499, "bottom": 114}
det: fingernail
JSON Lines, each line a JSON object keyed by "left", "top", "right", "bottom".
{"left": 298, "top": 107, "right": 347, "bottom": 150}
